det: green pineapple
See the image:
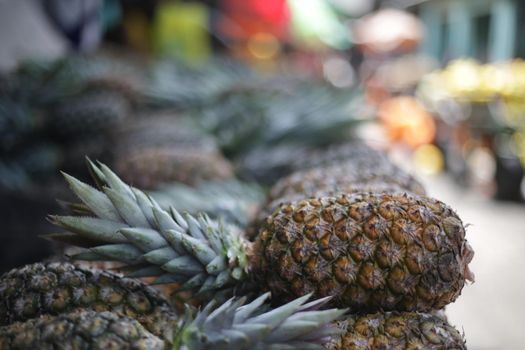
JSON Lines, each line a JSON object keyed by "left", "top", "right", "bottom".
{"left": 43, "top": 54, "right": 146, "bottom": 103}
{"left": 0, "top": 293, "right": 345, "bottom": 350}
{"left": 45, "top": 89, "right": 129, "bottom": 141}
{"left": 0, "top": 262, "right": 177, "bottom": 338}
{"left": 325, "top": 312, "right": 466, "bottom": 350}
{"left": 48, "top": 162, "right": 474, "bottom": 312}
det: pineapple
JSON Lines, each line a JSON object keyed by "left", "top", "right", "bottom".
{"left": 238, "top": 142, "right": 389, "bottom": 186}
{"left": 0, "top": 311, "right": 164, "bottom": 350}
{"left": 325, "top": 312, "right": 466, "bottom": 350}
{"left": 268, "top": 161, "right": 426, "bottom": 203}
{"left": 255, "top": 181, "right": 418, "bottom": 230}
{"left": 48, "top": 162, "right": 474, "bottom": 312}
{"left": 45, "top": 89, "right": 129, "bottom": 142}
{"left": 114, "top": 114, "right": 218, "bottom": 153}
{"left": 255, "top": 193, "right": 474, "bottom": 311}
{"left": 113, "top": 147, "right": 234, "bottom": 189}
{"left": 0, "top": 293, "right": 345, "bottom": 350}
{"left": 289, "top": 142, "right": 391, "bottom": 172}
{"left": 0, "top": 262, "right": 177, "bottom": 338}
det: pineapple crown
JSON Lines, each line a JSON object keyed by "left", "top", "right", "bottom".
{"left": 48, "top": 159, "right": 250, "bottom": 297}
{"left": 173, "top": 293, "right": 346, "bottom": 350}
{"left": 151, "top": 179, "right": 265, "bottom": 228}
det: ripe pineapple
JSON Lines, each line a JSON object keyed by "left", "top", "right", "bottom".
{"left": 0, "top": 293, "right": 344, "bottom": 350}
{"left": 325, "top": 312, "right": 466, "bottom": 350}
{"left": 268, "top": 161, "right": 426, "bottom": 203}
{"left": 255, "top": 181, "right": 417, "bottom": 229}
{"left": 254, "top": 193, "right": 474, "bottom": 311}
{"left": 0, "top": 262, "right": 177, "bottom": 338}
{"left": 0, "top": 311, "right": 164, "bottom": 350}
{"left": 48, "top": 162, "right": 474, "bottom": 312}
{"left": 114, "top": 147, "right": 234, "bottom": 189}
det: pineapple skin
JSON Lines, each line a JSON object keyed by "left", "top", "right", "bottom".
{"left": 290, "top": 142, "right": 391, "bottom": 173}
{"left": 114, "top": 146, "right": 233, "bottom": 189}
{"left": 257, "top": 181, "right": 417, "bottom": 228}
{"left": 269, "top": 161, "right": 426, "bottom": 203}
{"left": 0, "top": 263, "right": 177, "bottom": 338}
{"left": 46, "top": 89, "right": 129, "bottom": 140}
{"left": 325, "top": 312, "right": 466, "bottom": 350}
{"left": 0, "top": 311, "right": 165, "bottom": 350}
{"left": 253, "top": 193, "right": 474, "bottom": 312}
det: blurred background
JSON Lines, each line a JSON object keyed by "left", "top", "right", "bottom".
{"left": 0, "top": 0, "right": 524, "bottom": 348}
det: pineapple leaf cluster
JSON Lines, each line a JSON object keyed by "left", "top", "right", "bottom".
{"left": 49, "top": 160, "right": 250, "bottom": 298}
{"left": 174, "top": 293, "right": 345, "bottom": 350}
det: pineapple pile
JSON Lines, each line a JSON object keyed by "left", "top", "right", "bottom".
{"left": 2, "top": 139, "right": 473, "bottom": 349}
{"left": 1, "top": 53, "right": 476, "bottom": 349}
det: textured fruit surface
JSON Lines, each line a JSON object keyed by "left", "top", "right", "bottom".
{"left": 114, "top": 115, "right": 218, "bottom": 153}
{"left": 289, "top": 142, "right": 390, "bottom": 172}
{"left": 325, "top": 312, "right": 466, "bottom": 350}
{"left": 114, "top": 146, "right": 233, "bottom": 189}
{"left": 0, "top": 311, "right": 164, "bottom": 350}
{"left": 257, "top": 181, "right": 415, "bottom": 228}
{"left": 46, "top": 90, "right": 129, "bottom": 140}
{"left": 254, "top": 193, "right": 474, "bottom": 311}
{"left": 0, "top": 263, "right": 177, "bottom": 337}
{"left": 269, "top": 161, "right": 426, "bottom": 203}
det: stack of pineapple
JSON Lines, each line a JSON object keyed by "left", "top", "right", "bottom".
{"left": 0, "top": 136, "right": 474, "bottom": 349}
{"left": 0, "top": 53, "right": 475, "bottom": 349}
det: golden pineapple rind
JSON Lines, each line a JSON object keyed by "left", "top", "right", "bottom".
{"left": 325, "top": 312, "right": 466, "bottom": 350}
{"left": 0, "top": 263, "right": 177, "bottom": 337}
{"left": 254, "top": 193, "right": 473, "bottom": 311}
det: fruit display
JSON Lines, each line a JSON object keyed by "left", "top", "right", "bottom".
{"left": 0, "top": 287, "right": 344, "bottom": 350}
{"left": 0, "top": 52, "right": 478, "bottom": 350}
{"left": 48, "top": 160, "right": 473, "bottom": 311}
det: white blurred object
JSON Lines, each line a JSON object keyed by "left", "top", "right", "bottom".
{"left": 467, "top": 147, "right": 497, "bottom": 185}
{"left": 0, "top": 0, "right": 67, "bottom": 71}
{"left": 323, "top": 56, "right": 355, "bottom": 88}
{"left": 353, "top": 8, "right": 424, "bottom": 53}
